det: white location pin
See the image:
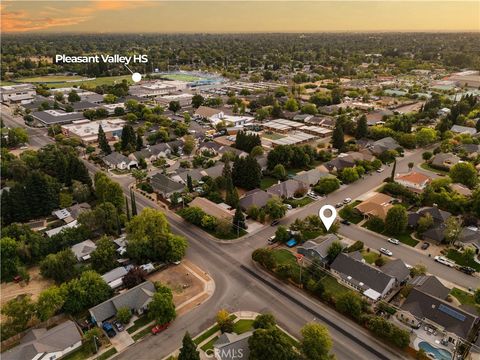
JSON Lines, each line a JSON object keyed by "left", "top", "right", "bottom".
{"left": 319, "top": 205, "right": 337, "bottom": 231}
{"left": 132, "top": 72, "right": 142, "bottom": 82}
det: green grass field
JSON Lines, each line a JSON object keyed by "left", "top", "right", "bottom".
{"left": 17, "top": 75, "right": 87, "bottom": 83}
{"left": 420, "top": 163, "right": 449, "bottom": 175}
{"left": 13, "top": 75, "right": 134, "bottom": 89}
{"left": 159, "top": 73, "right": 203, "bottom": 82}
{"left": 233, "top": 319, "right": 254, "bottom": 334}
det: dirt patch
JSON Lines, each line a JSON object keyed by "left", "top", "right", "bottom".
{"left": 147, "top": 262, "right": 204, "bottom": 307}
{"left": 1, "top": 267, "right": 53, "bottom": 306}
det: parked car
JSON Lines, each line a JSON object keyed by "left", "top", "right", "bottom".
{"left": 343, "top": 198, "right": 352, "bottom": 204}
{"left": 387, "top": 238, "right": 399, "bottom": 245}
{"left": 113, "top": 320, "right": 124, "bottom": 332}
{"left": 270, "top": 219, "right": 280, "bottom": 226}
{"left": 335, "top": 203, "right": 343, "bottom": 208}
{"left": 285, "top": 204, "right": 293, "bottom": 210}
{"left": 307, "top": 194, "right": 319, "bottom": 200}
{"left": 267, "top": 235, "right": 277, "bottom": 245}
{"left": 376, "top": 168, "right": 384, "bottom": 173}
{"left": 102, "top": 322, "right": 116, "bottom": 338}
{"left": 340, "top": 219, "right": 350, "bottom": 225}
{"left": 459, "top": 266, "right": 475, "bottom": 275}
{"left": 152, "top": 322, "right": 170, "bottom": 335}
{"left": 286, "top": 239, "right": 298, "bottom": 248}
{"left": 379, "top": 248, "right": 393, "bottom": 256}
{"left": 434, "top": 256, "right": 454, "bottom": 267}
{"left": 421, "top": 242, "right": 430, "bottom": 250}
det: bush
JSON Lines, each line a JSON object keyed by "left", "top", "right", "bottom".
{"left": 346, "top": 241, "right": 364, "bottom": 253}
{"left": 375, "top": 257, "right": 386, "bottom": 267}
{"left": 364, "top": 216, "right": 385, "bottom": 233}
{"left": 116, "top": 307, "right": 133, "bottom": 324}
{"left": 366, "top": 316, "right": 410, "bottom": 349}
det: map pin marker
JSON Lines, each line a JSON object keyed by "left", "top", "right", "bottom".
{"left": 319, "top": 205, "right": 337, "bottom": 231}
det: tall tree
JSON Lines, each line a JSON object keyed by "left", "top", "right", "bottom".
{"left": 130, "top": 188, "right": 137, "bottom": 216}
{"left": 355, "top": 114, "right": 368, "bottom": 139}
{"left": 121, "top": 124, "right": 136, "bottom": 152}
{"left": 136, "top": 132, "right": 144, "bottom": 151}
{"left": 97, "top": 124, "right": 111, "bottom": 154}
{"left": 385, "top": 205, "right": 408, "bottom": 235}
{"left": 233, "top": 206, "right": 246, "bottom": 230}
{"left": 90, "top": 236, "right": 117, "bottom": 274}
{"left": 187, "top": 174, "right": 193, "bottom": 192}
{"left": 300, "top": 322, "right": 334, "bottom": 360}
{"left": 331, "top": 121, "right": 344, "bottom": 150}
{"left": 178, "top": 332, "right": 200, "bottom": 360}
{"left": 40, "top": 249, "right": 78, "bottom": 283}
{"left": 390, "top": 160, "right": 397, "bottom": 181}
{"left": 148, "top": 284, "right": 176, "bottom": 325}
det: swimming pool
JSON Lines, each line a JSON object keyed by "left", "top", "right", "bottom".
{"left": 418, "top": 341, "right": 452, "bottom": 360}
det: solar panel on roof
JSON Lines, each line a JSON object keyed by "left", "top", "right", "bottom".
{"left": 438, "top": 304, "right": 466, "bottom": 321}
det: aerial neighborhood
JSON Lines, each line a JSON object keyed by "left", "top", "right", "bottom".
{"left": 1, "top": 30, "right": 480, "bottom": 360}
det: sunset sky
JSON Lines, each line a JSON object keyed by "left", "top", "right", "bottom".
{"left": 1, "top": 1, "right": 479, "bottom": 33}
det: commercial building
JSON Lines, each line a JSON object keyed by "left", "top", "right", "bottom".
{"left": 0, "top": 84, "right": 36, "bottom": 103}
{"left": 31, "top": 109, "right": 85, "bottom": 126}
{"left": 156, "top": 93, "right": 194, "bottom": 107}
{"left": 61, "top": 118, "right": 125, "bottom": 144}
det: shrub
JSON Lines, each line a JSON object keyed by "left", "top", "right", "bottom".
{"left": 346, "top": 241, "right": 364, "bottom": 253}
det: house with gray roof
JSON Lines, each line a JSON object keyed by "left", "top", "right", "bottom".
{"left": 71, "top": 239, "right": 97, "bottom": 261}
{"left": 239, "top": 189, "right": 273, "bottom": 211}
{"left": 324, "top": 154, "right": 356, "bottom": 173}
{"left": 267, "top": 179, "right": 306, "bottom": 199}
{"left": 408, "top": 206, "right": 452, "bottom": 243}
{"left": 380, "top": 259, "right": 410, "bottom": 285}
{"left": 101, "top": 266, "right": 128, "bottom": 289}
{"left": 150, "top": 173, "right": 184, "bottom": 199}
{"left": 430, "top": 153, "right": 460, "bottom": 170}
{"left": 3, "top": 320, "right": 82, "bottom": 360}
{"left": 293, "top": 169, "right": 331, "bottom": 187}
{"left": 450, "top": 125, "right": 477, "bottom": 135}
{"left": 89, "top": 281, "right": 156, "bottom": 325}
{"left": 398, "top": 277, "right": 478, "bottom": 344}
{"left": 370, "top": 137, "right": 400, "bottom": 156}
{"left": 330, "top": 253, "right": 396, "bottom": 301}
{"left": 213, "top": 331, "right": 253, "bottom": 360}
{"left": 458, "top": 226, "right": 480, "bottom": 250}
{"left": 103, "top": 152, "right": 138, "bottom": 170}
{"left": 297, "top": 234, "right": 345, "bottom": 265}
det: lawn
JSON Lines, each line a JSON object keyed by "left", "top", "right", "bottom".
{"left": 361, "top": 250, "right": 381, "bottom": 264}
{"left": 194, "top": 324, "right": 220, "bottom": 345}
{"left": 233, "top": 319, "right": 254, "bottom": 334}
{"left": 362, "top": 223, "right": 418, "bottom": 247}
{"left": 285, "top": 197, "right": 313, "bottom": 208}
{"left": 127, "top": 316, "right": 152, "bottom": 334}
{"left": 420, "top": 163, "right": 449, "bottom": 176}
{"left": 272, "top": 249, "right": 298, "bottom": 266}
{"left": 158, "top": 73, "right": 203, "bottom": 82}
{"left": 446, "top": 249, "right": 480, "bottom": 271}
{"left": 450, "top": 288, "right": 478, "bottom": 307}
{"left": 15, "top": 75, "right": 134, "bottom": 89}
{"left": 16, "top": 75, "right": 88, "bottom": 83}
{"left": 132, "top": 326, "right": 153, "bottom": 341}
{"left": 319, "top": 274, "right": 350, "bottom": 300}
{"left": 338, "top": 201, "right": 363, "bottom": 224}
{"left": 200, "top": 336, "right": 218, "bottom": 352}
{"left": 260, "top": 176, "right": 278, "bottom": 190}
{"left": 62, "top": 343, "right": 94, "bottom": 360}
{"left": 302, "top": 230, "right": 324, "bottom": 240}
{"left": 96, "top": 348, "right": 117, "bottom": 360}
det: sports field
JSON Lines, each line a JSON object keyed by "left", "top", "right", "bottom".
{"left": 13, "top": 75, "right": 134, "bottom": 89}
{"left": 159, "top": 73, "right": 203, "bottom": 82}
{"left": 17, "top": 75, "right": 88, "bottom": 83}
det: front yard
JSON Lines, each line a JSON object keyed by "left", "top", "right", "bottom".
{"left": 362, "top": 221, "right": 419, "bottom": 247}
{"left": 450, "top": 288, "right": 480, "bottom": 314}
{"left": 446, "top": 249, "right": 480, "bottom": 271}
{"left": 284, "top": 197, "right": 313, "bottom": 208}
{"left": 338, "top": 201, "right": 363, "bottom": 224}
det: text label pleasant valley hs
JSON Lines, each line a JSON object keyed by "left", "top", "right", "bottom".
{"left": 55, "top": 54, "right": 148, "bottom": 64}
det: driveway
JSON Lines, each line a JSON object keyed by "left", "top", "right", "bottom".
{"left": 110, "top": 330, "right": 134, "bottom": 352}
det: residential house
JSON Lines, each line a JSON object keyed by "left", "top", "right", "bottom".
{"left": 450, "top": 125, "right": 477, "bottom": 135}
{"left": 330, "top": 253, "right": 396, "bottom": 301}
{"left": 430, "top": 153, "right": 461, "bottom": 170}
{"left": 297, "top": 234, "right": 345, "bottom": 266}
{"left": 458, "top": 226, "right": 480, "bottom": 252}
{"left": 71, "top": 240, "right": 97, "bottom": 261}
{"left": 89, "top": 281, "right": 156, "bottom": 325}
{"left": 103, "top": 152, "right": 138, "bottom": 170}
{"left": 395, "top": 172, "right": 431, "bottom": 193}
{"left": 189, "top": 197, "right": 234, "bottom": 221}
{"left": 451, "top": 183, "right": 472, "bottom": 197}
{"left": 324, "top": 154, "right": 356, "bottom": 173}
{"left": 213, "top": 331, "right": 253, "bottom": 360}
{"left": 131, "top": 143, "right": 172, "bottom": 164}
{"left": 267, "top": 179, "right": 306, "bottom": 199}
{"left": 101, "top": 266, "right": 129, "bottom": 289}
{"left": 239, "top": 189, "right": 273, "bottom": 211}
{"left": 380, "top": 259, "right": 410, "bottom": 285}
{"left": 194, "top": 106, "right": 223, "bottom": 120}
{"left": 52, "top": 203, "right": 91, "bottom": 224}
{"left": 365, "top": 109, "right": 394, "bottom": 126}
{"left": 45, "top": 220, "right": 78, "bottom": 238}
{"left": 2, "top": 320, "right": 83, "bottom": 360}
{"left": 370, "top": 137, "right": 400, "bottom": 156}
{"left": 355, "top": 193, "right": 394, "bottom": 220}
{"left": 459, "top": 144, "right": 480, "bottom": 158}
{"left": 293, "top": 169, "right": 331, "bottom": 187}
{"left": 397, "top": 276, "right": 478, "bottom": 345}
{"left": 150, "top": 173, "right": 184, "bottom": 199}
{"left": 408, "top": 206, "right": 452, "bottom": 243}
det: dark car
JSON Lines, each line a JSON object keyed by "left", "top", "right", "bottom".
{"left": 102, "top": 322, "right": 116, "bottom": 338}
{"left": 340, "top": 219, "right": 350, "bottom": 225}
{"left": 270, "top": 219, "right": 280, "bottom": 226}
{"left": 421, "top": 242, "right": 430, "bottom": 250}
{"left": 113, "top": 320, "right": 124, "bottom": 332}
{"left": 335, "top": 203, "right": 343, "bottom": 208}
{"left": 459, "top": 266, "right": 475, "bottom": 275}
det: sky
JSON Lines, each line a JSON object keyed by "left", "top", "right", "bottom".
{"left": 1, "top": 1, "right": 479, "bottom": 33}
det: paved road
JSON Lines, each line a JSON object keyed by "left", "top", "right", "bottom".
{"left": 1, "top": 105, "right": 53, "bottom": 148}
{"left": 82, "top": 161, "right": 407, "bottom": 360}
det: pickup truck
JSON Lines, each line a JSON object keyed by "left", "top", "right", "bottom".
{"left": 102, "top": 322, "right": 117, "bottom": 338}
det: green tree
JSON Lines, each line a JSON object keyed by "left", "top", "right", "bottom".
{"left": 335, "top": 292, "right": 365, "bottom": 320}
{"left": 385, "top": 205, "right": 408, "bottom": 235}
{"left": 450, "top": 162, "right": 478, "bottom": 189}
{"left": 416, "top": 128, "right": 437, "bottom": 146}
{"left": 36, "top": 286, "right": 65, "bottom": 321}
{"left": 301, "top": 103, "right": 317, "bottom": 115}
{"left": 265, "top": 196, "right": 287, "bottom": 220}
{"left": 355, "top": 115, "right": 368, "bottom": 139}
{"left": 183, "top": 135, "right": 195, "bottom": 155}
{"left": 417, "top": 213, "right": 433, "bottom": 234}
{"left": 332, "top": 120, "right": 344, "bottom": 150}
{"left": 40, "top": 249, "right": 78, "bottom": 283}
{"left": 121, "top": 124, "right": 137, "bottom": 152}
{"left": 216, "top": 309, "right": 234, "bottom": 333}
{"left": 116, "top": 307, "right": 132, "bottom": 324}
{"left": 250, "top": 145, "right": 264, "bottom": 157}
{"left": 326, "top": 241, "right": 343, "bottom": 263}
{"left": 169, "top": 101, "right": 181, "bottom": 114}
{"left": 90, "top": 236, "right": 117, "bottom": 274}
{"left": 284, "top": 97, "right": 299, "bottom": 112}
{"left": 249, "top": 327, "right": 296, "bottom": 360}
{"left": 410, "top": 264, "right": 427, "bottom": 277}
{"left": 272, "top": 164, "right": 287, "bottom": 180}
{"left": 314, "top": 177, "right": 340, "bottom": 195}
{"left": 148, "top": 284, "right": 176, "bottom": 325}
{"left": 191, "top": 94, "right": 204, "bottom": 108}
{"left": 275, "top": 226, "right": 290, "bottom": 243}
{"left": 422, "top": 151, "right": 433, "bottom": 161}
{"left": 300, "top": 322, "right": 334, "bottom": 360}
{"left": 444, "top": 216, "right": 462, "bottom": 245}
{"left": 253, "top": 313, "right": 276, "bottom": 329}
{"left": 0, "top": 237, "right": 19, "bottom": 281}
{"left": 94, "top": 172, "right": 124, "bottom": 210}
{"left": 474, "top": 289, "right": 480, "bottom": 304}
{"left": 233, "top": 206, "right": 246, "bottom": 230}
{"left": 1, "top": 296, "right": 36, "bottom": 333}
{"left": 68, "top": 90, "right": 80, "bottom": 103}
{"left": 340, "top": 167, "right": 359, "bottom": 184}
{"left": 178, "top": 332, "right": 200, "bottom": 360}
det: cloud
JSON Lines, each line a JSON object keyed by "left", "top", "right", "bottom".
{"left": 1, "top": 1, "right": 151, "bottom": 32}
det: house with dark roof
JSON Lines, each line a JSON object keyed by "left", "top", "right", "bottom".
{"left": 150, "top": 173, "right": 184, "bottom": 199}
{"left": 430, "top": 153, "right": 460, "bottom": 170}
{"left": 71, "top": 240, "right": 97, "bottom": 261}
{"left": 266, "top": 179, "right": 306, "bottom": 199}
{"left": 239, "top": 189, "right": 273, "bottom": 211}
{"left": 31, "top": 109, "right": 86, "bottom": 126}
{"left": 397, "top": 276, "right": 478, "bottom": 344}
{"left": 408, "top": 207, "right": 452, "bottom": 243}
{"left": 380, "top": 259, "right": 410, "bottom": 285}
{"left": 293, "top": 169, "right": 331, "bottom": 187}
{"left": 297, "top": 234, "right": 345, "bottom": 265}
{"left": 2, "top": 320, "right": 82, "bottom": 360}
{"left": 213, "top": 331, "right": 253, "bottom": 360}
{"left": 89, "top": 281, "right": 156, "bottom": 325}
{"left": 458, "top": 226, "right": 480, "bottom": 251}
{"left": 330, "top": 253, "right": 396, "bottom": 301}
{"left": 370, "top": 137, "right": 400, "bottom": 156}
{"left": 103, "top": 152, "right": 138, "bottom": 170}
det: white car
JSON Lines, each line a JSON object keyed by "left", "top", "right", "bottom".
{"left": 343, "top": 198, "right": 352, "bottom": 204}
{"left": 376, "top": 168, "right": 384, "bottom": 173}
{"left": 379, "top": 248, "right": 393, "bottom": 256}
{"left": 434, "top": 256, "right": 455, "bottom": 267}
{"left": 267, "top": 235, "right": 276, "bottom": 245}
{"left": 285, "top": 204, "right": 293, "bottom": 210}
{"left": 387, "top": 238, "right": 399, "bottom": 245}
